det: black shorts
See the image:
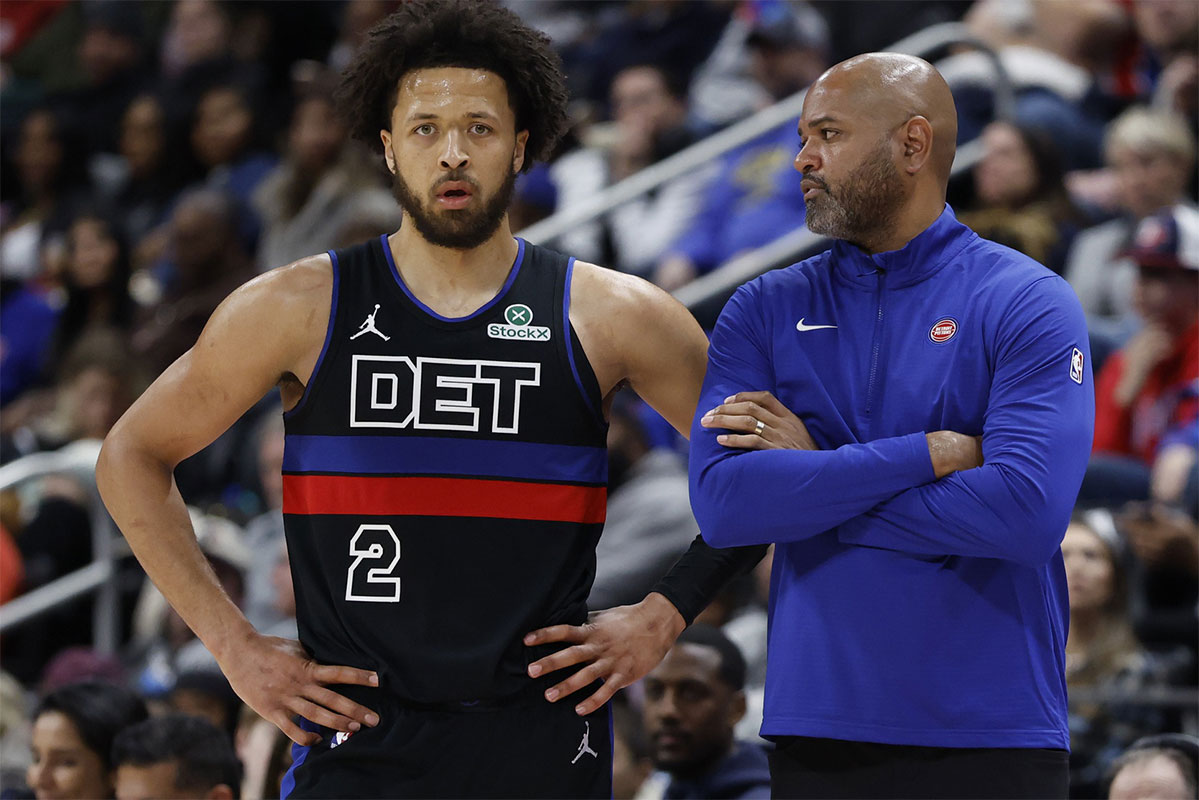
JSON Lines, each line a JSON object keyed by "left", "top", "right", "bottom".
{"left": 768, "top": 735, "right": 1069, "bottom": 800}
{"left": 281, "top": 692, "right": 612, "bottom": 799}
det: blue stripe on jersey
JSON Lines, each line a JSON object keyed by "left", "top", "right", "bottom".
{"left": 283, "top": 434, "right": 608, "bottom": 483}
{"left": 284, "top": 249, "right": 341, "bottom": 420}
{"left": 564, "top": 257, "right": 603, "bottom": 425}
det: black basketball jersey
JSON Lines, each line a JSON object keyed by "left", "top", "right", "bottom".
{"left": 281, "top": 236, "right": 608, "bottom": 703}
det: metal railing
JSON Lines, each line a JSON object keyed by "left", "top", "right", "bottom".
{"left": 0, "top": 440, "right": 122, "bottom": 655}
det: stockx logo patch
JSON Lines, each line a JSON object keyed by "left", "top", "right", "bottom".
{"left": 488, "top": 303, "right": 551, "bottom": 341}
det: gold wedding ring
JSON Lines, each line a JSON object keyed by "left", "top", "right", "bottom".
{"left": 753, "top": 419, "right": 766, "bottom": 437}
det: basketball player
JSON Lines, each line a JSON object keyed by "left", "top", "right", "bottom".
{"left": 96, "top": 1, "right": 762, "bottom": 797}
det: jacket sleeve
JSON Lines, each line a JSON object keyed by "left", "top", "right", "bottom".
{"left": 837, "top": 277, "right": 1095, "bottom": 567}
{"left": 688, "top": 283, "right": 937, "bottom": 549}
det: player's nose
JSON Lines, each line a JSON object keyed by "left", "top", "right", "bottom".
{"left": 439, "top": 130, "right": 469, "bottom": 170}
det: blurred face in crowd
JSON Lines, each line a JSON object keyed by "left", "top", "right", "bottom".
{"left": 975, "top": 122, "right": 1038, "bottom": 208}
{"left": 610, "top": 66, "right": 684, "bottom": 135}
{"left": 121, "top": 96, "right": 165, "bottom": 179}
{"left": 380, "top": 67, "right": 528, "bottom": 249}
{"left": 643, "top": 643, "right": 743, "bottom": 778}
{"left": 750, "top": 42, "right": 825, "bottom": 101}
{"left": 67, "top": 218, "right": 120, "bottom": 290}
{"left": 27, "top": 711, "right": 112, "bottom": 800}
{"left": 63, "top": 366, "right": 128, "bottom": 441}
{"left": 1061, "top": 522, "right": 1115, "bottom": 615}
{"left": 1134, "top": 0, "right": 1199, "bottom": 55}
{"left": 1108, "top": 145, "right": 1190, "bottom": 220}
{"left": 192, "top": 88, "right": 253, "bottom": 169}
{"left": 796, "top": 68, "right": 907, "bottom": 247}
{"left": 290, "top": 96, "right": 346, "bottom": 174}
{"left": 78, "top": 27, "right": 139, "bottom": 85}
{"left": 170, "top": 201, "right": 232, "bottom": 280}
{"left": 1109, "top": 753, "right": 1193, "bottom": 800}
{"left": 17, "top": 111, "right": 64, "bottom": 194}
{"left": 168, "top": 0, "right": 230, "bottom": 67}
{"left": 1134, "top": 264, "right": 1199, "bottom": 331}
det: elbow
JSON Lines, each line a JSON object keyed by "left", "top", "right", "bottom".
{"left": 689, "top": 470, "right": 742, "bottom": 549}
{"left": 1009, "top": 496, "right": 1073, "bottom": 568}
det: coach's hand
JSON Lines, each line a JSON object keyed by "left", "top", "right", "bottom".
{"left": 701, "top": 391, "right": 818, "bottom": 450}
{"left": 524, "top": 592, "right": 686, "bottom": 715}
{"left": 217, "top": 630, "right": 380, "bottom": 746}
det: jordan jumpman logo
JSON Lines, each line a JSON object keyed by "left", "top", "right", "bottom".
{"left": 571, "top": 721, "right": 598, "bottom": 764}
{"left": 351, "top": 304, "right": 390, "bottom": 341}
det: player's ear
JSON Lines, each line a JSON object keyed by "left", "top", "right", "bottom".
{"left": 513, "top": 130, "right": 530, "bottom": 173}
{"left": 380, "top": 130, "right": 396, "bottom": 175}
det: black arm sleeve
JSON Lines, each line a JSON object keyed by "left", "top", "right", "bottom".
{"left": 650, "top": 535, "right": 768, "bottom": 625}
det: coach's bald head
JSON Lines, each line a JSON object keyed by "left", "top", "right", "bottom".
{"left": 797, "top": 52, "right": 958, "bottom": 252}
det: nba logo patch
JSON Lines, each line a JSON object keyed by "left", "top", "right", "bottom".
{"left": 1070, "top": 347, "right": 1084, "bottom": 385}
{"left": 331, "top": 730, "right": 354, "bottom": 749}
{"left": 928, "top": 318, "right": 958, "bottom": 343}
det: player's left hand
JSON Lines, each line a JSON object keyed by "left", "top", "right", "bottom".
{"left": 700, "top": 390, "right": 817, "bottom": 450}
{"left": 523, "top": 592, "right": 686, "bottom": 715}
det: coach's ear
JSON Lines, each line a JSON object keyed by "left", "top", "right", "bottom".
{"left": 380, "top": 129, "right": 396, "bottom": 174}
{"left": 513, "top": 130, "right": 529, "bottom": 173}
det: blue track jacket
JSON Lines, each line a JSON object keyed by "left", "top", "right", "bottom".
{"left": 689, "top": 207, "right": 1094, "bottom": 749}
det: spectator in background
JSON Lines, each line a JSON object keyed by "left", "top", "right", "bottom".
{"left": 960, "top": 120, "right": 1087, "bottom": 274}
{"left": 51, "top": 214, "right": 135, "bottom": 367}
{"left": 1, "top": 107, "right": 87, "bottom": 282}
{"left": 1065, "top": 107, "right": 1196, "bottom": 350}
{"left": 131, "top": 189, "right": 255, "bottom": 376}
{"left": 189, "top": 81, "right": 276, "bottom": 216}
{"left": 1088, "top": 206, "right": 1198, "bottom": 507}
{"left": 108, "top": 94, "right": 187, "bottom": 250}
{"left": 112, "top": 714, "right": 241, "bottom": 800}
{"left": 253, "top": 80, "right": 393, "bottom": 272}
{"left": 1107, "top": 734, "right": 1199, "bottom": 800}
{"left": 653, "top": 3, "right": 827, "bottom": 290}
{"left": 1063, "top": 512, "right": 1176, "bottom": 799}
{"left": 590, "top": 395, "right": 700, "bottom": 610}
{"left": 1132, "top": 0, "right": 1198, "bottom": 120}
{"left": 326, "top": 0, "right": 397, "bottom": 74}
{"left": 642, "top": 625, "right": 770, "bottom": 800}
{"left": 550, "top": 63, "right": 709, "bottom": 277}
{"left": 2, "top": 328, "right": 143, "bottom": 465}
{"left": 54, "top": 2, "right": 150, "bottom": 169}
{"left": 611, "top": 699, "right": 653, "bottom": 800}
{"left": 168, "top": 671, "right": 243, "bottom": 745}
{"left": 26, "top": 681, "right": 148, "bottom": 800}
{"left": 242, "top": 413, "right": 288, "bottom": 632}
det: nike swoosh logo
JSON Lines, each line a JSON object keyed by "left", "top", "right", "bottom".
{"left": 796, "top": 318, "right": 837, "bottom": 332}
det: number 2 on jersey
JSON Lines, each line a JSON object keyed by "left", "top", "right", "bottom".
{"left": 345, "top": 524, "right": 401, "bottom": 602}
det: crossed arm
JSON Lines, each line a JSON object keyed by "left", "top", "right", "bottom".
{"left": 690, "top": 278, "right": 1095, "bottom": 567}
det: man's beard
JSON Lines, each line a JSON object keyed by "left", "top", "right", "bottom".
{"left": 392, "top": 166, "right": 517, "bottom": 250}
{"left": 803, "top": 141, "right": 905, "bottom": 247}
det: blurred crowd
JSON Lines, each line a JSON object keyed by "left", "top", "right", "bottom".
{"left": 0, "top": 1, "right": 1196, "bottom": 798}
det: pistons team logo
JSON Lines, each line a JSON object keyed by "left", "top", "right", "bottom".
{"left": 928, "top": 318, "right": 958, "bottom": 343}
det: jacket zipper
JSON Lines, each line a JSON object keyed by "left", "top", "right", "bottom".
{"left": 865, "top": 269, "right": 885, "bottom": 424}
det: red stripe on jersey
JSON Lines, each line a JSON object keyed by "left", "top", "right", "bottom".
{"left": 281, "top": 474, "right": 607, "bottom": 524}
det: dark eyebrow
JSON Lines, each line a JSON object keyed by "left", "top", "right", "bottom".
{"left": 406, "top": 111, "right": 500, "bottom": 123}
{"left": 799, "top": 115, "right": 839, "bottom": 133}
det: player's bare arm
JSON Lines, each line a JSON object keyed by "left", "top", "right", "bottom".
{"left": 96, "top": 257, "right": 380, "bottom": 747}
{"left": 524, "top": 263, "right": 706, "bottom": 715}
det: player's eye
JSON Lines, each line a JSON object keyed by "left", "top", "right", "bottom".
{"left": 414, "top": 124, "right": 435, "bottom": 136}
{"left": 469, "top": 123, "right": 492, "bottom": 135}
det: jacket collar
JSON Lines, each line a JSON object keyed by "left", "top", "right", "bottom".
{"left": 830, "top": 204, "right": 976, "bottom": 290}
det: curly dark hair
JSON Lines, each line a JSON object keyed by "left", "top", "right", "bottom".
{"left": 336, "top": 0, "right": 569, "bottom": 172}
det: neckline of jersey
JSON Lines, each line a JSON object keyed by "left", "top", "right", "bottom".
{"left": 378, "top": 234, "right": 527, "bottom": 323}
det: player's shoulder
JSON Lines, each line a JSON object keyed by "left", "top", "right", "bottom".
{"left": 208, "top": 253, "right": 334, "bottom": 343}
{"left": 570, "top": 259, "right": 679, "bottom": 317}
{"left": 233, "top": 253, "right": 333, "bottom": 306}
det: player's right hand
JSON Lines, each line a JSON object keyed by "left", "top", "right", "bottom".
{"left": 216, "top": 631, "right": 380, "bottom": 746}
